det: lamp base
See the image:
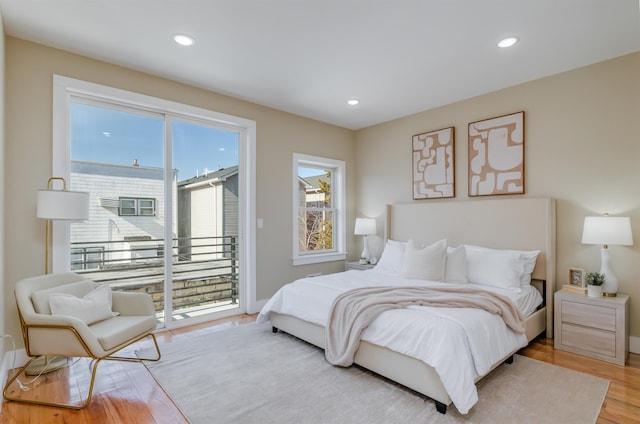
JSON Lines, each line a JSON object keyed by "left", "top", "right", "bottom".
{"left": 360, "top": 235, "right": 371, "bottom": 264}
{"left": 25, "top": 356, "right": 68, "bottom": 376}
{"left": 599, "top": 247, "right": 620, "bottom": 297}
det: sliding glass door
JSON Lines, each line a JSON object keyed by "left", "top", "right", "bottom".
{"left": 65, "top": 97, "right": 242, "bottom": 327}
{"left": 171, "top": 119, "right": 240, "bottom": 320}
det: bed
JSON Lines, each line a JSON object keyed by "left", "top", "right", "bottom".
{"left": 258, "top": 197, "right": 556, "bottom": 414}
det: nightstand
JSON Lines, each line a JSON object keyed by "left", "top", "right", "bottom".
{"left": 554, "top": 290, "right": 629, "bottom": 365}
{"left": 345, "top": 261, "right": 375, "bottom": 271}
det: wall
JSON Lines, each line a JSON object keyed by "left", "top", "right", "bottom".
{"left": 3, "top": 37, "right": 356, "bottom": 347}
{"left": 355, "top": 52, "right": 640, "bottom": 345}
{"left": 0, "top": 9, "right": 6, "bottom": 379}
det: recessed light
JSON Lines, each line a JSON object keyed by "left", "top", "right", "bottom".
{"left": 497, "top": 37, "right": 519, "bottom": 48}
{"left": 173, "top": 34, "right": 195, "bottom": 46}
{"left": 347, "top": 99, "right": 360, "bottom": 106}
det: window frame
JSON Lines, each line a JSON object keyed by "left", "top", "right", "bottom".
{"left": 292, "top": 153, "right": 346, "bottom": 266}
{"left": 52, "top": 74, "right": 259, "bottom": 319}
{"left": 119, "top": 197, "right": 156, "bottom": 216}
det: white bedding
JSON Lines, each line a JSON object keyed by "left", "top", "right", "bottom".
{"left": 258, "top": 269, "right": 540, "bottom": 414}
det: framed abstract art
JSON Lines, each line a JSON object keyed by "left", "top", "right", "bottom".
{"left": 412, "top": 126, "right": 455, "bottom": 199}
{"left": 468, "top": 111, "right": 525, "bottom": 196}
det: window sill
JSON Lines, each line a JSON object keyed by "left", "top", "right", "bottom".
{"left": 293, "top": 252, "right": 347, "bottom": 266}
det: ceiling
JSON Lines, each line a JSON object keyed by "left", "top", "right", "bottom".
{"left": 1, "top": 1, "right": 639, "bottom": 130}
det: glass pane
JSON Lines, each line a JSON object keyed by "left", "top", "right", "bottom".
{"left": 138, "top": 199, "right": 155, "bottom": 215}
{"left": 172, "top": 119, "right": 240, "bottom": 320}
{"left": 298, "top": 166, "right": 332, "bottom": 208}
{"left": 120, "top": 198, "right": 136, "bottom": 215}
{"left": 69, "top": 102, "right": 167, "bottom": 325}
{"left": 298, "top": 210, "right": 334, "bottom": 252}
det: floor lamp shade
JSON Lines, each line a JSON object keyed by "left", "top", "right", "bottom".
{"left": 581, "top": 215, "right": 634, "bottom": 296}
{"left": 37, "top": 189, "right": 90, "bottom": 220}
{"left": 37, "top": 178, "right": 90, "bottom": 275}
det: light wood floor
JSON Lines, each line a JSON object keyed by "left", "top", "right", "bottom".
{"left": 1, "top": 314, "right": 639, "bottom": 423}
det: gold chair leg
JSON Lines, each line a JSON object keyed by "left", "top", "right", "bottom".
{"left": 107, "top": 332, "right": 162, "bottom": 363}
{"left": 3, "top": 356, "right": 103, "bottom": 410}
{"left": 3, "top": 332, "right": 161, "bottom": 410}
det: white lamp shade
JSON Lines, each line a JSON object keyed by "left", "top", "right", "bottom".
{"left": 37, "top": 189, "right": 90, "bottom": 221}
{"left": 354, "top": 218, "right": 376, "bottom": 235}
{"left": 581, "top": 216, "right": 634, "bottom": 246}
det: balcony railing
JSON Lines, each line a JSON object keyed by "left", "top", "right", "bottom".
{"left": 71, "top": 235, "right": 238, "bottom": 317}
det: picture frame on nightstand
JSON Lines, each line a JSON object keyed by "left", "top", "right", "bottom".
{"left": 568, "top": 267, "right": 585, "bottom": 288}
{"left": 562, "top": 267, "right": 587, "bottom": 294}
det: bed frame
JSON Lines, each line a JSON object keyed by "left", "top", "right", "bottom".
{"left": 271, "top": 197, "right": 556, "bottom": 414}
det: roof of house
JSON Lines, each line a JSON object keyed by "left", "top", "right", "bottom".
{"left": 178, "top": 165, "right": 239, "bottom": 187}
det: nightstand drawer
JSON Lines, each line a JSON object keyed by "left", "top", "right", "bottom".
{"left": 561, "top": 300, "right": 616, "bottom": 332}
{"left": 560, "top": 322, "right": 616, "bottom": 357}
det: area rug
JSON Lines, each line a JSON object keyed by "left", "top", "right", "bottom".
{"left": 139, "top": 323, "right": 609, "bottom": 424}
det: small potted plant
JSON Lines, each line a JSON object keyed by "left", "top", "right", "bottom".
{"left": 585, "top": 272, "right": 605, "bottom": 298}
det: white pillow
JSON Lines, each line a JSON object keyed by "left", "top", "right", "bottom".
{"left": 465, "top": 249, "right": 522, "bottom": 291}
{"left": 464, "top": 244, "right": 540, "bottom": 286}
{"left": 375, "top": 239, "right": 407, "bottom": 274}
{"left": 400, "top": 239, "right": 447, "bottom": 281}
{"left": 31, "top": 280, "right": 97, "bottom": 315}
{"left": 49, "top": 284, "right": 118, "bottom": 325}
{"left": 445, "top": 245, "right": 468, "bottom": 284}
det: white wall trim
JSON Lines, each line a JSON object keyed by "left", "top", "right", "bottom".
{"left": 51, "top": 74, "right": 257, "bottom": 322}
{"left": 629, "top": 336, "right": 640, "bottom": 355}
{"left": 292, "top": 153, "right": 346, "bottom": 266}
{"left": 252, "top": 298, "right": 269, "bottom": 314}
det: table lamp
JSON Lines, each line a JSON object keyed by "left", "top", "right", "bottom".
{"left": 354, "top": 218, "right": 376, "bottom": 264}
{"left": 581, "top": 214, "right": 633, "bottom": 296}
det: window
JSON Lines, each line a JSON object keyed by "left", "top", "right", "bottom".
{"left": 293, "top": 153, "right": 346, "bottom": 265}
{"left": 119, "top": 197, "right": 156, "bottom": 216}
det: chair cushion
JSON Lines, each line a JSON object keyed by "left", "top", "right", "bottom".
{"left": 90, "top": 315, "right": 158, "bottom": 351}
{"left": 31, "top": 280, "right": 98, "bottom": 315}
{"left": 49, "top": 284, "right": 118, "bottom": 325}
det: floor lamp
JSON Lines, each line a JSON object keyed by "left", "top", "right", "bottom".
{"left": 27, "top": 177, "right": 90, "bottom": 375}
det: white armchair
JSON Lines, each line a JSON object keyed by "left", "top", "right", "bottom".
{"left": 3, "top": 272, "right": 161, "bottom": 409}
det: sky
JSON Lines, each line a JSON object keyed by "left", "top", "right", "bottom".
{"left": 70, "top": 102, "right": 239, "bottom": 181}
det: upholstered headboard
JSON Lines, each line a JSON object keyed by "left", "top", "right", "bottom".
{"left": 385, "top": 197, "right": 556, "bottom": 336}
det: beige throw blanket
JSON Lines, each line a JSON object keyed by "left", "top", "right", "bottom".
{"left": 325, "top": 286, "right": 525, "bottom": 367}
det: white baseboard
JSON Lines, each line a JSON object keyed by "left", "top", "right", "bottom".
{"left": 630, "top": 336, "right": 640, "bottom": 354}
{"left": 249, "top": 298, "right": 268, "bottom": 314}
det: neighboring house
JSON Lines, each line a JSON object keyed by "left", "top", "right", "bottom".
{"left": 300, "top": 174, "right": 328, "bottom": 208}
{"left": 177, "top": 166, "right": 239, "bottom": 261}
{"left": 297, "top": 173, "right": 332, "bottom": 252}
{"left": 70, "top": 160, "right": 239, "bottom": 270}
{"left": 70, "top": 160, "right": 178, "bottom": 270}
